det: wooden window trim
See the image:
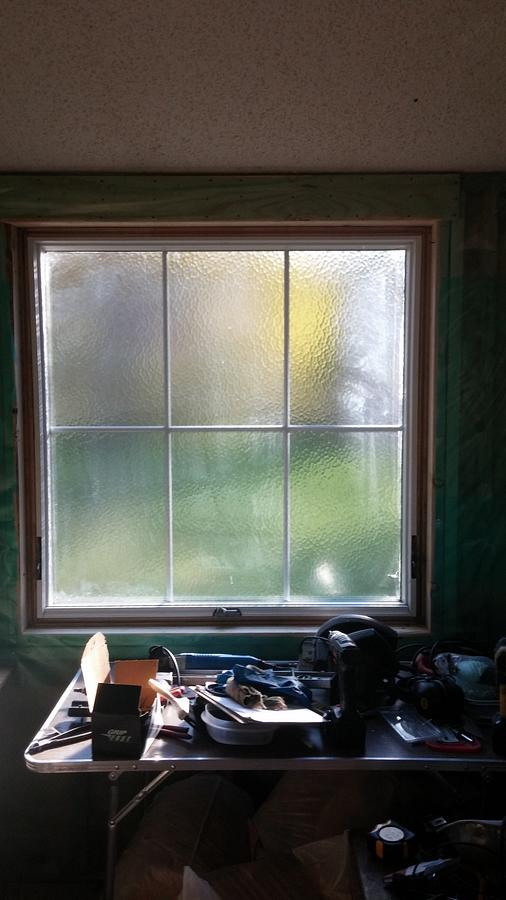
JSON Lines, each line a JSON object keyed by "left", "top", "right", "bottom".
{"left": 13, "top": 222, "right": 435, "bottom": 632}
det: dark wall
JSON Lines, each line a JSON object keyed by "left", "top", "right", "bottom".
{"left": 2, "top": 173, "right": 505, "bottom": 657}
{"left": 432, "top": 176, "right": 506, "bottom": 641}
{"left": 0, "top": 173, "right": 506, "bottom": 885}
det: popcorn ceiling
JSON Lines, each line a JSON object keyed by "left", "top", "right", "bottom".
{"left": 0, "top": 0, "right": 505, "bottom": 172}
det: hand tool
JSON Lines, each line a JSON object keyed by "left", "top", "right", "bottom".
{"left": 158, "top": 724, "right": 191, "bottom": 740}
{"left": 27, "top": 723, "right": 92, "bottom": 755}
{"left": 425, "top": 727, "right": 481, "bottom": 752}
{"left": 323, "top": 630, "right": 366, "bottom": 754}
{"left": 148, "top": 678, "right": 189, "bottom": 720}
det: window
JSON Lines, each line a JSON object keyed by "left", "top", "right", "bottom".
{"left": 18, "top": 226, "right": 433, "bottom": 629}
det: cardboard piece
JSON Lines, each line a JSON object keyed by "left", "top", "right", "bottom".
{"left": 80, "top": 633, "right": 163, "bottom": 759}
{"left": 81, "top": 632, "right": 111, "bottom": 712}
{"left": 114, "top": 659, "right": 159, "bottom": 710}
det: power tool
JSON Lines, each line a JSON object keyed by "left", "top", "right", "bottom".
{"left": 322, "top": 630, "right": 366, "bottom": 755}
{"left": 317, "top": 614, "right": 399, "bottom": 710}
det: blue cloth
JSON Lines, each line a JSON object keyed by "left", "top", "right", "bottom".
{"left": 214, "top": 665, "right": 312, "bottom": 707}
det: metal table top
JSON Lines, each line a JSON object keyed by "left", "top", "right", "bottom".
{"left": 25, "top": 671, "right": 506, "bottom": 776}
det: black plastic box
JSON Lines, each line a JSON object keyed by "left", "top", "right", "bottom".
{"left": 92, "top": 682, "right": 150, "bottom": 759}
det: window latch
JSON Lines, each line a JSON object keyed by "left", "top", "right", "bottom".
{"left": 212, "top": 607, "right": 242, "bottom": 620}
{"left": 35, "top": 537, "right": 42, "bottom": 580}
{"left": 411, "top": 535, "right": 418, "bottom": 580}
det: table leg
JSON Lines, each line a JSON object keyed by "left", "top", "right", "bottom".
{"left": 105, "top": 771, "right": 121, "bottom": 900}
{"left": 104, "top": 766, "right": 176, "bottom": 900}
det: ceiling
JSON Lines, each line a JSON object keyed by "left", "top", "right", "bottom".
{"left": 1, "top": 0, "right": 505, "bottom": 173}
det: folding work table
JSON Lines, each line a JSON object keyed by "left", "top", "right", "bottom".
{"left": 25, "top": 671, "right": 506, "bottom": 900}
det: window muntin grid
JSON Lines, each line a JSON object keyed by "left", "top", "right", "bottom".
{"left": 31, "top": 237, "right": 418, "bottom": 619}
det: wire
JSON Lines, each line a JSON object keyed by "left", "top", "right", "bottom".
{"left": 149, "top": 645, "right": 181, "bottom": 686}
{"left": 429, "top": 639, "right": 483, "bottom": 663}
{"left": 298, "top": 636, "right": 332, "bottom": 666}
{"left": 396, "top": 641, "right": 430, "bottom": 656}
{"left": 164, "top": 648, "right": 181, "bottom": 686}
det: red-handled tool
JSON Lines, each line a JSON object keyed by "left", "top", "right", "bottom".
{"left": 426, "top": 729, "right": 481, "bottom": 752}
{"left": 158, "top": 724, "right": 191, "bottom": 740}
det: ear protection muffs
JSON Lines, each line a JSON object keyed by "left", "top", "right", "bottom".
{"left": 395, "top": 670, "right": 465, "bottom": 720}
{"left": 317, "top": 614, "right": 397, "bottom": 649}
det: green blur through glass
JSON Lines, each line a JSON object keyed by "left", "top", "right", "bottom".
{"left": 41, "top": 247, "right": 406, "bottom": 606}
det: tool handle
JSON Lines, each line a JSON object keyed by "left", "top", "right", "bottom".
{"left": 148, "top": 678, "right": 188, "bottom": 720}
{"left": 327, "top": 630, "right": 360, "bottom": 661}
{"left": 425, "top": 738, "right": 481, "bottom": 752}
{"left": 27, "top": 730, "right": 92, "bottom": 755}
{"left": 327, "top": 630, "right": 360, "bottom": 713}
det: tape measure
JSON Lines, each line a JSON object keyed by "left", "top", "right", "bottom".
{"left": 367, "top": 820, "right": 416, "bottom": 864}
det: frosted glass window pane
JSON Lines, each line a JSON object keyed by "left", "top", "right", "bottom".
{"left": 49, "top": 432, "right": 167, "bottom": 603}
{"left": 172, "top": 432, "right": 283, "bottom": 598}
{"left": 44, "top": 252, "right": 165, "bottom": 425}
{"left": 168, "top": 252, "right": 284, "bottom": 425}
{"left": 290, "top": 431, "right": 401, "bottom": 599}
{"left": 290, "top": 250, "right": 405, "bottom": 425}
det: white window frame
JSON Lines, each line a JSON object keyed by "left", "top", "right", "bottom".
{"left": 16, "top": 225, "right": 434, "bottom": 632}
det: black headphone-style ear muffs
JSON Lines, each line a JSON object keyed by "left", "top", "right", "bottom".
{"left": 317, "top": 613, "right": 397, "bottom": 649}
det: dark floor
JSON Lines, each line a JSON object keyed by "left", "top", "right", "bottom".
{"left": 3, "top": 884, "right": 101, "bottom": 899}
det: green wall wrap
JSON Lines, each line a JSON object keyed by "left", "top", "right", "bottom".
{"left": 1, "top": 172, "right": 506, "bottom": 887}
{"left": 0, "top": 224, "right": 17, "bottom": 657}
{"left": 0, "top": 173, "right": 505, "bottom": 663}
